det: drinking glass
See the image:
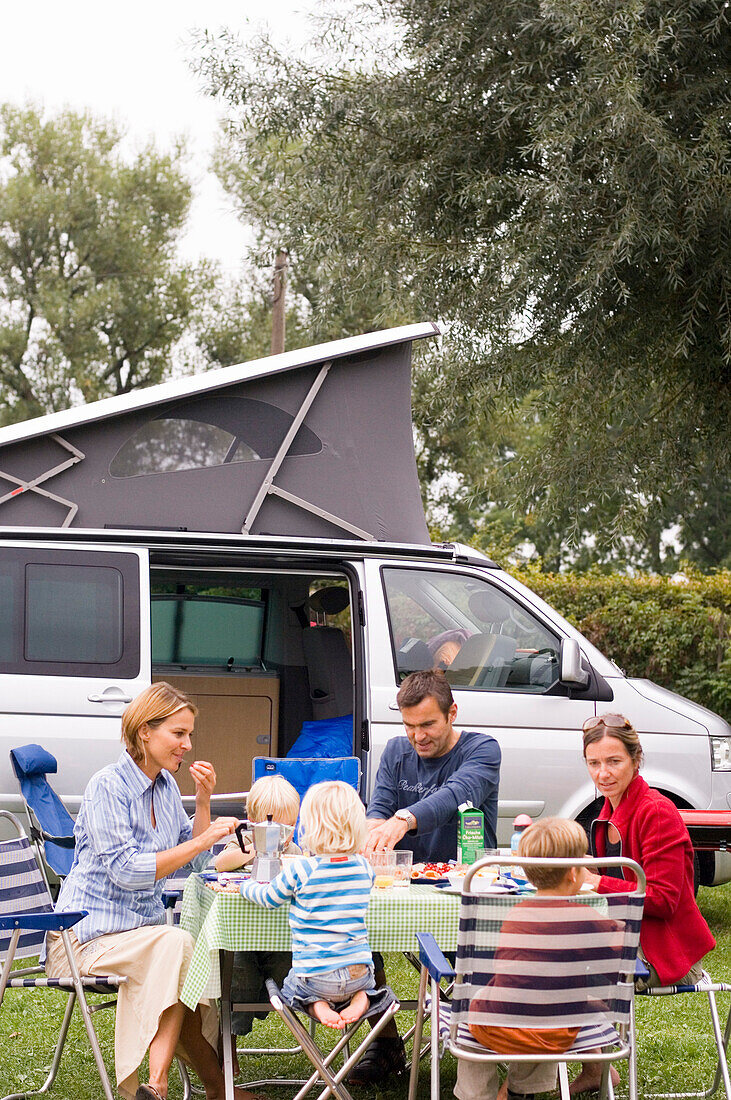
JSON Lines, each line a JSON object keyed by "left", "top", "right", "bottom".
{"left": 369, "top": 851, "right": 397, "bottom": 889}
{"left": 393, "top": 849, "right": 413, "bottom": 887}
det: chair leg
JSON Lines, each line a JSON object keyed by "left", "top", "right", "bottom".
{"left": 430, "top": 976, "right": 441, "bottom": 1100}
{"left": 274, "top": 997, "right": 356, "bottom": 1100}
{"left": 558, "top": 1062, "right": 571, "bottom": 1100}
{"left": 628, "top": 998, "right": 639, "bottom": 1100}
{"left": 409, "top": 964, "right": 429, "bottom": 1100}
{"left": 705, "top": 991, "right": 731, "bottom": 1100}
{"left": 0, "top": 993, "right": 77, "bottom": 1100}
{"left": 61, "top": 930, "right": 115, "bottom": 1100}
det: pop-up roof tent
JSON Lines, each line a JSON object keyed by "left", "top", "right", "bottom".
{"left": 0, "top": 322, "right": 439, "bottom": 543}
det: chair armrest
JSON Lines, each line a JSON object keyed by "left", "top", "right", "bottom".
{"left": 29, "top": 825, "right": 76, "bottom": 849}
{"left": 416, "top": 932, "right": 456, "bottom": 981}
{"left": 162, "top": 891, "right": 182, "bottom": 909}
{"left": 0, "top": 910, "right": 88, "bottom": 932}
{"left": 635, "top": 957, "right": 650, "bottom": 983}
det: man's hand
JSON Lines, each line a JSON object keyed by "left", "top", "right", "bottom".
{"left": 364, "top": 816, "right": 409, "bottom": 855}
{"left": 190, "top": 760, "right": 216, "bottom": 801}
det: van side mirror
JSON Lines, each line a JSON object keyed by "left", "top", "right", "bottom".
{"left": 560, "top": 639, "right": 590, "bottom": 688}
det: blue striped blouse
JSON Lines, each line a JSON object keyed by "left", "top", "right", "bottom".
{"left": 53, "top": 750, "right": 209, "bottom": 944}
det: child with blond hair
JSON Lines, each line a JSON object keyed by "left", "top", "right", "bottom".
{"left": 214, "top": 774, "right": 301, "bottom": 873}
{"left": 214, "top": 774, "right": 301, "bottom": 1049}
{"left": 240, "top": 781, "right": 392, "bottom": 1029}
{"left": 458, "top": 817, "right": 622, "bottom": 1100}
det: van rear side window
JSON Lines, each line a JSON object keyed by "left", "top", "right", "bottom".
{"left": 25, "top": 564, "right": 123, "bottom": 663}
{"left": 0, "top": 549, "right": 140, "bottom": 677}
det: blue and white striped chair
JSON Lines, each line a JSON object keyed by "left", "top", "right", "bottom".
{"left": 408, "top": 855, "right": 646, "bottom": 1100}
{"left": 0, "top": 810, "right": 125, "bottom": 1100}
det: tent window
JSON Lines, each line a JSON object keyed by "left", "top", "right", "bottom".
{"left": 110, "top": 419, "right": 258, "bottom": 478}
{"left": 109, "top": 397, "right": 323, "bottom": 479}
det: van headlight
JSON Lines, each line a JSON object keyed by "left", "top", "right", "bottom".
{"left": 711, "top": 736, "right": 731, "bottom": 770}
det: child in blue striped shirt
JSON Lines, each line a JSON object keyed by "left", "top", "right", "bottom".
{"left": 240, "top": 780, "right": 390, "bottom": 1028}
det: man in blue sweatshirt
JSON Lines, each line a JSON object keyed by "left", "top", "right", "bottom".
{"left": 348, "top": 669, "right": 501, "bottom": 1085}
{"left": 364, "top": 668, "right": 501, "bottom": 861}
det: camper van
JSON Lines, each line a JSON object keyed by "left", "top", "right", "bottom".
{"left": 0, "top": 322, "right": 729, "bottom": 885}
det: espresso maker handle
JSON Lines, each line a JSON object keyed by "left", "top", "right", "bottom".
{"left": 235, "top": 821, "right": 252, "bottom": 855}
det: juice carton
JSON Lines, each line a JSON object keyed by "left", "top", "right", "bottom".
{"left": 458, "top": 802, "right": 485, "bottom": 864}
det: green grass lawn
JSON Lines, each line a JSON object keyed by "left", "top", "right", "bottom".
{"left": 2, "top": 885, "right": 731, "bottom": 1100}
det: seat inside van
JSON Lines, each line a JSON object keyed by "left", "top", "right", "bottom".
{"left": 150, "top": 569, "right": 354, "bottom": 799}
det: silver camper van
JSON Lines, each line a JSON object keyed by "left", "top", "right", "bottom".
{"left": 0, "top": 323, "right": 729, "bottom": 885}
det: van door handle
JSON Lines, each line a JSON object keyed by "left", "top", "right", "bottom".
{"left": 88, "top": 692, "right": 133, "bottom": 703}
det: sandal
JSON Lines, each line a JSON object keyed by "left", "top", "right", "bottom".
{"left": 345, "top": 1035, "right": 406, "bottom": 1085}
{"left": 135, "top": 1087, "right": 165, "bottom": 1100}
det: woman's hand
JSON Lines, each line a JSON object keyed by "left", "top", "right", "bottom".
{"left": 190, "top": 760, "right": 216, "bottom": 802}
{"left": 582, "top": 870, "right": 603, "bottom": 891}
{"left": 198, "top": 816, "right": 239, "bottom": 852}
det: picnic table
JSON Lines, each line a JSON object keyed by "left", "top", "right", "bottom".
{"left": 179, "top": 873, "right": 462, "bottom": 1100}
{"left": 179, "top": 873, "right": 461, "bottom": 1009}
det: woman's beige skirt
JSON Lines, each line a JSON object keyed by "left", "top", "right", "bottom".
{"left": 46, "top": 924, "right": 219, "bottom": 1098}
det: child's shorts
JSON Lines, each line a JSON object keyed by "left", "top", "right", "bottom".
{"left": 281, "top": 962, "right": 394, "bottom": 1016}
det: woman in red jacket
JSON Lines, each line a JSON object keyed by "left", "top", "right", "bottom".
{"left": 570, "top": 713, "right": 715, "bottom": 1094}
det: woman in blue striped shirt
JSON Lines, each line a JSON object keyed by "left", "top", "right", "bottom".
{"left": 45, "top": 683, "right": 255, "bottom": 1100}
{"left": 240, "top": 780, "right": 392, "bottom": 1029}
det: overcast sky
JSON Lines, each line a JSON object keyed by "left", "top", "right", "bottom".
{"left": 0, "top": 1, "right": 313, "bottom": 270}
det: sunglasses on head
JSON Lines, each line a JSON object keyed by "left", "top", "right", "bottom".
{"left": 582, "top": 714, "right": 632, "bottom": 733}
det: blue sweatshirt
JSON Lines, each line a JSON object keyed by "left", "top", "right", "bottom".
{"left": 366, "top": 730, "right": 501, "bottom": 863}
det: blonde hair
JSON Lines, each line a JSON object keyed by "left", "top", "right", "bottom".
{"left": 518, "top": 817, "right": 588, "bottom": 890}
{"left": 247, "top": 775, "right": 300, "bottom": 826}
{"left": 299, "top": 781, "right": 366, "bottom": 855}
{"left": 121, "top": 682, "right": 198, "bottom": 764}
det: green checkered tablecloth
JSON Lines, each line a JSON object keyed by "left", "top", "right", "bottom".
{"left": 180, "top": 875, "right": 460, "bottom": 1009}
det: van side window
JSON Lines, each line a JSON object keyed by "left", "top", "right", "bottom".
{"left": 151, "top": 592, "right": 265, "bottom": 668}
{"left": 382, "top": 567, "right": 560, "bottom": 693}
{"left": 0, "top": 549, "right": 140, "bottom": 677}
{"left": 26, "top": 564, "right": 123, "bottom": 663}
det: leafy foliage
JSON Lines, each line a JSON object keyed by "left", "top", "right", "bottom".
{"left": 196, "top": 0, "right": 731, "bottom": 553}
{"left": 517, "top": 566, "right": 731, "bottom": 719}
{"left": 0, "top": 103, "right": 210, "bottom": 422}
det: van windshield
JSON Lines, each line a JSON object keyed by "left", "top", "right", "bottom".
{"left": 382, "top": 567, "right": 560, "bottom": 693}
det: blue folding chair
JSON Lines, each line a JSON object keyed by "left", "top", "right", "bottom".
{"left": 252, "top": 756, "right": 361, "bottom": 842}
{"left": 0, "top": 810, "right": 125, "bottom": 1100}
{"left": 10, "top": 744, "right": 76, "bottom": 882}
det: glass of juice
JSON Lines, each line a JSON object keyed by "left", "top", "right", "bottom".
{"left": 369, "top": 852, "right": 396, "bottom": 889}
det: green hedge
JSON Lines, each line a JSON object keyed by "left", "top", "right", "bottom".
{"left": 511, "top": 567, "right": 731, "bottom": 722}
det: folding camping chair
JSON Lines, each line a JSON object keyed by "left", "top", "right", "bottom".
{"left": 630, "top": 963, "right": 731, "bottom": 1100}
{"left": 0, "top": 810, "right": 125, "bottom": 1100}
{"left": 264, "top": 977, "right": 400, "bottom": 1100}
{"left": 408, "top": 855, "right": 646, "bottom": 1100}
{"left": 9, "top": 744, "right": 76, "bottom": 886}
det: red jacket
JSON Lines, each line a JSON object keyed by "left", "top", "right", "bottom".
{"left": 591, "top": 774, "right": 715, "bottom": 985}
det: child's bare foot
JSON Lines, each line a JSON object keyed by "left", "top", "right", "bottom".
{"left": 340, "top": 990, "right": 369, "bottom": 1024}
{"left": 311, "top": 999, "right": 345, "bottom": 1029}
